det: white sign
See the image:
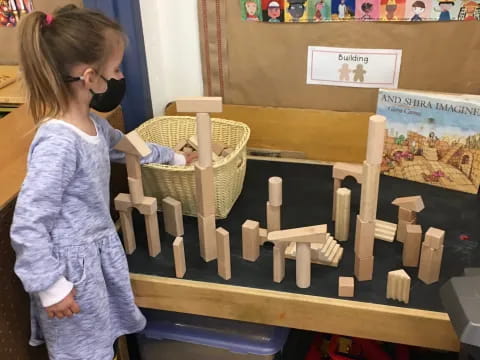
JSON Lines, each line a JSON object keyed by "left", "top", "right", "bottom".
{"left": 306, "top": 46, "right": 402, "bottom": 89}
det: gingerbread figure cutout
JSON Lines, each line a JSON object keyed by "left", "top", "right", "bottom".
{"left": 338, "top": 63, "right": 351, "bottom": 81}
{"left": 352, "top": 64, "right": 367, "bottom": 82}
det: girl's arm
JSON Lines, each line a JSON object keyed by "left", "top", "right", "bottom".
{"left": 93, "top": 113, "right": 186, "bottom": 166}
{"left": 10, "top": 135, "right": 77, "bottom": 307}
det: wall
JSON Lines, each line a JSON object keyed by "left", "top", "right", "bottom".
{"left": 139, "top": 0, "right": 203, "bottom": 116}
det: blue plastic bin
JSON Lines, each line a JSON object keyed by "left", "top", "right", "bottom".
{"left": 137, "top": 310, "right": 290, "bottom": 360}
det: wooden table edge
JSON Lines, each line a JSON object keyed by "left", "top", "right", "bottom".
{"left": 130, "top": 273, "right": 459, "bottom": 352}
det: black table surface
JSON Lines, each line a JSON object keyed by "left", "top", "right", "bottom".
{"left": 127, "top": 159, "right": 480, "bottom": 313}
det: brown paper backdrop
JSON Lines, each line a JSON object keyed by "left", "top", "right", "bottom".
{"left": 199, "top": 0, "right": 480, "bottom": 113}
{"left": 0, "top": 0, "right": 83, "bottom": 64}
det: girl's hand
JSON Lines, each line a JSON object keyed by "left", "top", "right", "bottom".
{"left": 45, "top": 288, "right": 80, "bottom": 319}
{"left": 185, "top": 152, "right": 198, "bottom": 165}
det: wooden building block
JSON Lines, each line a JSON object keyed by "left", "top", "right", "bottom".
{"left": 268, "top": 176, "right": 283, "bottom": 207}
{"left": 333, "top": 162, "right": 364, "bottom": 183}
{"left": 216, "top": 227, "right": 231, "bottom": 280}
{"left": 221, "top": 148, "right": 234, "bottom": 157}
{"left": 128, "top": 177, "right": 144, "bottom": 204}
{"left": 354, "top": 215, "right": 375, "bottom": 259}
{"left": 386, "top": 269, "right": 411, "bottom": 304}
{"left": 335, "top": 188, "right": 351, "bottom": 242}
{"left": 242, "top": 220, "right": 260, "bottom": 262}
{"left": 189, "top": 134, "right": 219, "bottom": 162}
{"left": 338, "top": 276, "right": 354, "bottom": 297}
{"left": 332, "top": 177, "right": 341, "bottom": 221}
{"left": 396, "top": 219, "right": 416, "bottom": 243}
{"left": 114, "top": 193, "right": 132, "bottom": 212}
{"left": 136, "top": 196, "right": 157, "bottom": 216}
{"left": 145, "top": 213, "right": 161, "bottom": 257}
{"left": 118, "top": 209, "right": 136, "bottom": 255}
{"left": 174, "top": 139, "right": 188, "bottom": 152}
{"left": 212, "top": 142, "right": 227, "bottom": 156}
{"left": 173, "top": 237, "right": 186, "bottom": 278}
{"left": 296, "top": 242, "right": 311, "bottom": 288}
{"left": 176, "top": 96, "right": 223, "bottom": 113}
{"left": 273, "top": 244, "right": 286, "bottom": 283}
{"left": 259, "top": 228, "right": 268, "bottom": 245}
{"left": 403, "top": 224, "right": 422, "bottom": 267}
{"left": 194, "top": 164, "right": 216, "bottom": 217}
{"left": 125, "top": 153, "right": 142, "bottom": 180}
{"left": 268, "top": 224, "right": 327, "bottom": 244}
{"left": 267, "top": 201, "right": 281, "bottom": 232}
{"left": 398, "top": 207, "right": 416, "bottom": 222}
{"left": 392, "top": 196, "right": 425, "bottom": 213}
{"left": 365, "top": 115, "right": 386, "bottom": 165}
{"left": 359, "top": 161, "right": 381, "bottom": 222}
{"left": 418, "top": 244, "right": 444, "bottom": 285}
{"left": 424, "top": 227, "right": 445, "bottom": 250}
{"left": 114, "top": 131, "right": 151, "bottom": 157}
{"left": 196, "top": 113, "right": 214, "bottom": 167}
{"left": 198, "top": 214, "right": 217, "bottom": 262}
{"left": 354, "top": 255, "right": 374, "bottom": 281}
{"left": 162, "top": 197, "right": 184, "bottom": 237}
{"left": 374, "top": 220, "right": 397, "bottom": 242}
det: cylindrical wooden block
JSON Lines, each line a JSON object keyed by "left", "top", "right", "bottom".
{"left": 268, "top": 177, "right": 283, "bottom": 207}
{"left": 296, "top": 242, "right": 311, "bottom": 288}
{"left": 335, "top": 188, "right": 351, "bottom": 241}
{"left": 366, "top": 115, "right": 386, "bottom": 165}
{"left": 196, "top": 113, "right": 212, "bottom": 168}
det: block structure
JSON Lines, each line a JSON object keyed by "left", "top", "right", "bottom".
{"left": 392, "top": 196, "right": 425, "bottom": 243}
{"left": 332, "top": 162, "right": 363, "bottom": 221}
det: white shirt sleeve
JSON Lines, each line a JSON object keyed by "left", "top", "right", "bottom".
{"left": 38, "top": 276, "right": 74, "bottom": 308}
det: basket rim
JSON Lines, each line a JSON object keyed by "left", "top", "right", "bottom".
{"left": 137, "top": 116, "right": 251, "bottom": 171}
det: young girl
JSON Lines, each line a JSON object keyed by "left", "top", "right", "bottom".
{"left": 10, "top": 5, "right": 193, "bottom": 359}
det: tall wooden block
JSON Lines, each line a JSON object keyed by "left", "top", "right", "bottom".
{"left": 173, "top": 237, "right": 186, "bottom": 278}
{"left": 354, "top": 215, "right": 375, "bottom": 258}
{"left": 118, "top": 209, "right": 136, "bottom": 254}
{"left": 125, "top": 153, "right": 142, "bottom": 179}
{"left": 424, "top": 227, "right": 445, "bottom": 250}
{"left": 354, "top": 255, "right": 374, "bottom": 281}
{"left": 418, "top": 243, "right": 444, "bottom": 285}
{"left": 296, "top": 242, "right": 311, "bottom": 288}
{"left": 359, "top": 162, "right": 381, "bottom": 222}
{"left": 194, "top": 164, "right": 216, "bottom": 217}
{"left": 335, "top": 188, "right": 351, "bottom": 242}
{"left": 268, "top": 177, "right": 283, "bottom": 207}
{"left": 338, "top": 276, "right": 354, "bottom": 297}
{"left": 366, "top": 115, "right": 386, "bottom": 165}
{"left": 259, "top": 228, "right": 268, "bottom": 245}
{"left": 198, "top": 214, "right": 217, "bottom": 262}
{"left": 128, "top": 177, "right": 144, "bottom": 204}
{"left": 273, "top": 244, "right": 285, "bottom": 283}
{"left": 196, "top": 113, "right": 213, "bottom": 168}
{"left": 242, "top": 220, "right": 260, "bottom": 262}
{"left": 145, "top": 213, "right": 161, "bottom": 257}
{"left": 267, "top": 201, "right": 281, "bottom": 232}
{"left": 397, "top": 219, "right": 416, "bottom": 243}
{"left": 162, "top": 197, "right": 184, "bottom": 237}
{"left": 403, "top": 224, "right": 422, "bottom": 267}
{"left": 216, "top": 227, "right": 231, "bottom": 280}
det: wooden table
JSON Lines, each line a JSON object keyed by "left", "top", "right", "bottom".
{"left": 127, "top": 158, "right": 468, "bottom": 354}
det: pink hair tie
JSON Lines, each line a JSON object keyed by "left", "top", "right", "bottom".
{"left": 45, "top": 13, "right": 54, "bottom": 26}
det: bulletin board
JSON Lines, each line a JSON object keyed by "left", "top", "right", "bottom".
{"left": 198, "top": 0, "right": 480, "bottom": 113}
{"left": 0, "top": 0, "right": 83, "bottom": 64}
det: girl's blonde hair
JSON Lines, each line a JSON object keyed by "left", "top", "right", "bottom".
{"left": 18, "top": 5, "right": 125, "bottom": 123}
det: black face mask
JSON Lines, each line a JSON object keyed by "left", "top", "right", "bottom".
{"left": 65, "top": 74, "right": 126, "bottom": 113}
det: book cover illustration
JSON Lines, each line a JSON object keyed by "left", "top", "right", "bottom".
{"left": 377, "top": 89, "right": 480, "bottom": 194}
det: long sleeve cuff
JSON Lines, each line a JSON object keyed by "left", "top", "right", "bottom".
{"left": 38, "top": 276, "right": 74, "bottom": 307}
{"left": 171, "top": 153, "right": 187, "bottom": 166}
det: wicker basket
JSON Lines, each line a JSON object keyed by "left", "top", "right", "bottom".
{"left": 136, "top": 116, "right": 250, "bottom": 219}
